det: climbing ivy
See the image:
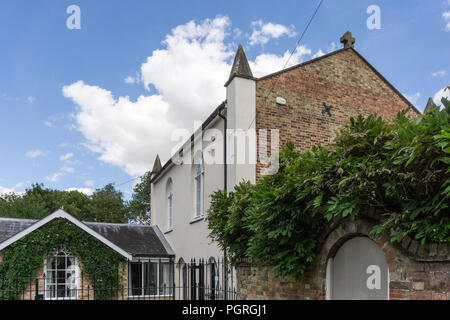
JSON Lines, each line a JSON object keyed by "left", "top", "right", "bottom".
{"left": 207, "top": 99, "right": 450, "bottom": 278}
{"left": 0, "top": 219, "right": 126, "bottom": 300}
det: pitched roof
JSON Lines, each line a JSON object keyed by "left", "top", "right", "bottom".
{"left": 0, "top": 210, "right": 174, "bottom": 259}
{"left": 0, "top": 217, "right": 37, "bottom": 244}
{"left": 224, "top": 44, "right": 255, "bottom": 86}
{"left": 86, "top": 222, "right": 174, "bottom": 257}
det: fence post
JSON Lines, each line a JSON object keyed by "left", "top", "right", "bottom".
{"left": 35, "top": 278, "right": 39, "bottom": 300}
{"left": 171, "top": 258, "right": 175, "bottom": 301}
{"left": 211, "top": 260, "right": 216, "bottom": 301}
{"left": 93, "top": 271, "right": 96, "bottom": 300}
{"left": 199, "top": 258, "right": 205, "bottom": 300}
{"left": 0, "top": 273, "right": 3, "bottom": 300}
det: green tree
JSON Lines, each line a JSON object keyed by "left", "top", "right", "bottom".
{"left": 87, "top": 184, "right": 128, "bottom": 223}
{"left": 0, "top": 183, "right": 128, "bottom": 223}
{"left": 127, "top": 171, "right": 152, "bottom": 224}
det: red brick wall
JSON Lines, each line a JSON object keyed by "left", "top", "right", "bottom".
{"left": 235, "top": 216, "right": 449, "bottom": 300}
{"left": 255, "top": 48, "right": 418, "bottom": 179}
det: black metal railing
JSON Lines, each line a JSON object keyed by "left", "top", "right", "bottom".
{"left": 176, "top": 257, "right": 236, "bottom": 301}
{"left": 0, "top": 257, "right": 236, "bottom": 300}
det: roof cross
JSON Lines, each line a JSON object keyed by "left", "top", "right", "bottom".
{"left": 340, "top": 31, "right": 355, "bottom": 49}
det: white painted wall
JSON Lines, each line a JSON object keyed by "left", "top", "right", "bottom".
{"left": 151, "top": 75, "right": 256, "bottom": 266}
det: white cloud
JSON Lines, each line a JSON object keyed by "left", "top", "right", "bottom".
{"left": 403, "top": 92, "right": 421, "bottom": 104}
{"left": 432, "top": 70, "right": 448, "bottom": 77}
{"left": 312, "top": 49, "right": 325, "bottom": 59}
{"left": 433, "top": 86, "right": 450, "bottom": 105}
{"left": 0, "top": 186, "right": 16, "bottom": 195}
{"left": 60, "top": 166, "right": 75, "bottom": 173}
{"left": 249, "top": 46, "right": 312, "bottom": 77}
{"left": 46, "top": 172, "right": 65, "bottom": 182}
{"left": 65, "top": 187, "right": 94, "bottom": 196}
{"left": 60, "top": 153, "right": 74, "bottom": 161}
{"left": 63, "top": 16, "right": 314, "bottom": 176}
{"left": 26, "top": 150, "right": 45, "bottom": 158}
{"left": 444, "top": 11, "right": 450, "bottom": 31}
{"left": 124, "top": 76, "right": 136, "bottom": 84}
{"left": 44, "top": 121, "right": 55, "bottom": 128}
{"left": 85, "top": 180, "right": 95, "bottom": 187}
{"left": 249, "top": 20, "right": 296, "bottom": 46}
{"left": 312, "top": 42, "right": 339, "bottom": 59}
{"left": 27, "top": 96, "right": 36, "bottom": 103}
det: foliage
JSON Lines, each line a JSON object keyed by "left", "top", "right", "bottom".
{"left": 207, "top": 99, "right": 450, "bottom": 277}
{"left": 0, "top": 219, "right": 126, "bottom": 300}
{"left": 0, "top": 183, "right": 129, "bottom": 223}
{"left": 128, "top": 171, "right": 152, "bottom": 224}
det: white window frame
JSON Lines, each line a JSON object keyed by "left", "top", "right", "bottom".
{"left": 127, "top": 258, "right": 173, "bottom": 298}
{"left": 167, "top": 180, "right": 173, "bottom": 231}
{"left": 194, "top": 158, "right": 205, "bottom": 219}
{"left": 43, "top": 249, "right": 79, "bottom": 300}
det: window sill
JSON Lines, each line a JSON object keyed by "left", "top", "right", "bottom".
{"left": 189, "top": 216, "right": 204, "bottom": 224}
{"left": 164, "top": 229, "right": 173, "bottom": 235}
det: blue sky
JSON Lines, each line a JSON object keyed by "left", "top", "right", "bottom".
{"left": 0, "top": 0, "right": 449, "bottom": 198}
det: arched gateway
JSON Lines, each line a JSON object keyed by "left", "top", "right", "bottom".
{"left": 326, "top": 237, "right": 389, "bottom": 300}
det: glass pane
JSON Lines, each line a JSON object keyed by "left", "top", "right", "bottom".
{"left": 195, "top": 177, "right": 201, "bottom": 216}
{"left": 46, "top": 285, "right": 56, "bottom": 299}
{"left": 159, "top": 263, "right": 173, "bottom": 295}
{"left": 57, "top": 256, "right": 66, "bottom": 269}
{"left": 144, "top": 262, "right": 157, "bottom": 296}
{"left": 57, "top": 284, "right": 66, "bottom": 298}
{"left": 130, "top": 263, "right": 143, "bottom": 296}
{"left": 47, "top": 269, "right": 55, "bottom": 285}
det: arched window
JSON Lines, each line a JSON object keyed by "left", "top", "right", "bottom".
{"left": 44, "top": 248, "right": 79, "bottom": 300}
{"left": 194, "top": 158, "right": 204, "bottom": 218}
{"left": 167, "top": 179, "right": 173, "bottom": 230}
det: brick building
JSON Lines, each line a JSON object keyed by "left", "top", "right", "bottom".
{"left": 148, "top": 31, "right": 445, "bottom": 300}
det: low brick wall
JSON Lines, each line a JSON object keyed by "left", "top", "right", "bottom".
{"left": 236, "top": 218, "right": 449, "bottom": 300}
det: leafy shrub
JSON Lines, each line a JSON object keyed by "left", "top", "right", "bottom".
{"left": 207, "top": 99, "right": 450, "bottom": 277}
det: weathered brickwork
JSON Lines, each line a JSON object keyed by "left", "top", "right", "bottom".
{"left": 255, "top": 48, "right": 419, "bottom": 179}
{"left": 236, "top": 217, "right": 449, "bottom": 300}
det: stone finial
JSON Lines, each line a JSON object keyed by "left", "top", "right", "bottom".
{"left": 424, "top": 97, "right": 435, "bottom": 113}
{"left": 151, "top": 154, "right": 162, "bottom": 173}
{"left": 225, "top": 44, "right": 254, "bottom": 86}
{"left": 340, "top": 31, "right": 355, "bottom": 49}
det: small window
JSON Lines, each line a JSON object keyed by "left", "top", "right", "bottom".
{"left": 129, "top": 260, "right": 173, "bottom": 297}
{"left": 167, "top": 179, "right": 173, "bottom": 230}
{"left": 194, "top": 158, "right": 204, "bottom": 218}
{"left": 44, "top": 249, "right": 79, "bottom": 300}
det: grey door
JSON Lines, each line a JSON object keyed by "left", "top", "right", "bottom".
{"left": 329, "top": 237, "right": 388, "bottom": 300}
